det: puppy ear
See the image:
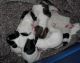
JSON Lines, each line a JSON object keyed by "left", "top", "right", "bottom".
{"left": 40, "top": 1, "right": 51, "bottom": 16}
{"left": 24, "top": 39, "right": 35, "bottom": 55}
{"left": 40, "top": 0, "right": 58, "bottom": 12}
{"left": 30, "top": 11, "right": 37, "bottom": 21}
{"left": 7, "top": 31, "right": 19, "bottom": 40}
{"left": 43, "top": 5, "right": 51, "bottom": 17}
{"left": 39, "top": 27, "right": 49, "bottom": 39}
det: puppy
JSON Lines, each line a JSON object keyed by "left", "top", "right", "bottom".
{"left": 32, "top": 4, "right": 51, "bottom": 38}
{"left": 7, "top": 31, "right": 41, "bottom": 63}
{"left": 6, "top": 10, "right": 37, "bottom": 55}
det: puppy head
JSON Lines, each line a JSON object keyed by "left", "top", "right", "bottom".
{"left": 42, "top": 4, "right": 51, "bottom": 17}
{"left": 32, "top": 4, "right": 51, "bottom": 17}
{"left": 24, "top": 39, "right": 35, "bottom": 55}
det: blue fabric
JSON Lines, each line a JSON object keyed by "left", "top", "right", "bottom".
{"left": 37, "top": 42, "right": 80, "bottom": 63}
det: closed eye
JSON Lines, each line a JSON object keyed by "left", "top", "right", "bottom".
{"left": 21, "top": 33, "right": 29, "bottom": 36}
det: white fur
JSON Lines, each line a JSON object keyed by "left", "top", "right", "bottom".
{"left": 49, "top": 10, "right": 70, "bottom": 33}
{"left": 36, "top": 20, "right": 63, "bottom": 50}
{"left": 32, "top": 4, "right": 49, "bottom": 29}
{"left": 62, "top": 23, "right": 80, "bottom": 43}
{"left": 22, "top": 48, "right": 41, "bottom": 63}
{"left": 49, "top": 5, "right": 58, "bottom": 12}
{"left": 17, "top": 12, "right": 33, "bottom": 34}
{"left": 10, "top": 32, "right": 35, "bottom": 53}
{"left": 11, "top": 10, "right": 35, "bottom": 54}
{"left": 19, "top": 32, "right": 40, "bottom": 63}
{"left": 11, "top": 31, "right": 41, "bottom": 63}
{"left": 12, "top": 34, "right": 28, "bottom": 48}
{"left": 70, "top": 23, "right": 80, "bottom": 35}
{"left": 48, "top": 7, "right": 71, "bottom": 44}
{"left": 68, "top": 23, "right": 80, "bottom": 42}
{"left": 10, "top": 34, "right": 28, "bottom": 55}
{"left": 11, "top": 47, "right": 22, "bottom": 56}
{"left": 10, "top": 6, "right": 42, "bottom": 62}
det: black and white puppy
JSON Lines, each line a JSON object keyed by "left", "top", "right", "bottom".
{"left": 6, "top": 9, "right": 41, "bottom": 62}
{"left": 32, "top": 4, "right": 51, "bottom": 38}
{"left": 7, "top": 31, "right": 41, "bottom": 63}
{"left": 6, "top": 9, "right": 37, "bottom": 54}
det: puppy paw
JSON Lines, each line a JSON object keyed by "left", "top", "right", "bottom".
{"left": 35, "top": 25, "right": 43, "bottom": 37}
{"left": 39, "top": 27, "right": 49, "bottom": 39}
{"left": 7, "top": 31, "right": 19, "bottom": 40}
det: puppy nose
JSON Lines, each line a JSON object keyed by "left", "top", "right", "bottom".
{"left": 35, "top": 25, "right": 43, "bottom": 37}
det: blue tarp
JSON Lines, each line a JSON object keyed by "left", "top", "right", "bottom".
{"left": 37, "top": 42, "right": 80, "bottom": 63}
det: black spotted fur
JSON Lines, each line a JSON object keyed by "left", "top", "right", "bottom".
{"left": 7, "top": 31, "right": 19, "bottom": 40}
{"left": 24, "top": 39, "right": 35, "bottom": 55}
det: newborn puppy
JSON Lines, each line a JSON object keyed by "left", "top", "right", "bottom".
{"left": 7, "top": 30, "right": 41, "bottom": 63}
{"left": 32, "top": 4, "right": 51, "bottom": 38}
{"left": 7, "top": 17, "right": 40, "bottom": 62}
{"left": 6, "top": 9, "right": 37, "bottom": 55}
